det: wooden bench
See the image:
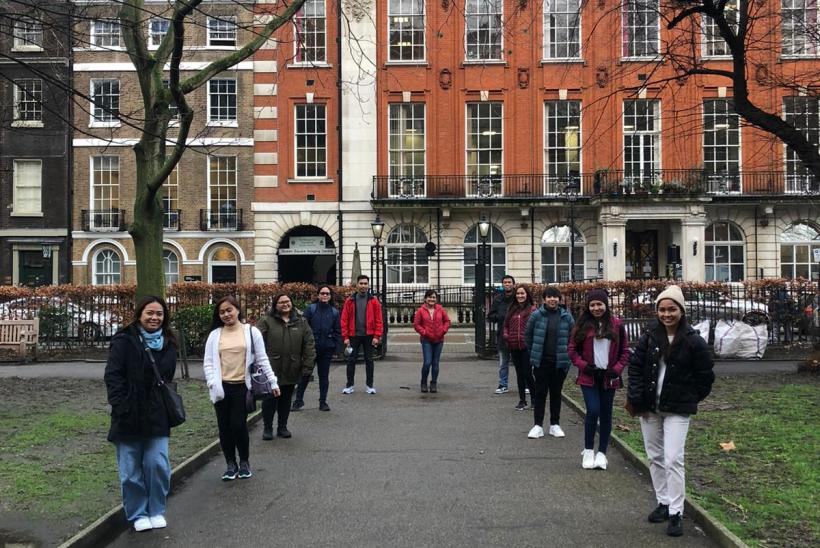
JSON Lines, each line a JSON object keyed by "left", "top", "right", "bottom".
{"left": 0, "top": 318, "right": 39, "bottom": 360}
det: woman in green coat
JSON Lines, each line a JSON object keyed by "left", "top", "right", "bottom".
{"left": 256, "top": 292, "right": 316, "bottom": 440}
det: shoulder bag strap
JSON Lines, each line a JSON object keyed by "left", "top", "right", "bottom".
{"left": 138, "top": 335, "right": 165, "bottom": 386}
{"left": 248, "top": 326, "right": 255, "bottom": 366}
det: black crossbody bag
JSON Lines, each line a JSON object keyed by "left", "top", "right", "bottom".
{"left": 140, "top": 336, "right": 186, "bottom": 427}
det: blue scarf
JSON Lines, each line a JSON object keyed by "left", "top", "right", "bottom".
{"left": 138, "top": 326, "right": 164, "bottom": 350}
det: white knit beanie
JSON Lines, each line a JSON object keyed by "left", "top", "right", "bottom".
{"left": 655, "top": 285, "right": 686, "bottom": 313}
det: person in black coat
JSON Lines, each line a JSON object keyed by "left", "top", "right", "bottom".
{"left": 104, "top": 296, "right": 178, "bottom": 533}
{"left": 626, "top": 285, "right": 715, "bottom": 538}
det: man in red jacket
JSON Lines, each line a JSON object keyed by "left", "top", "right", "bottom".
{"left": 340, "top": 275, "right": 384, "bottom": 394}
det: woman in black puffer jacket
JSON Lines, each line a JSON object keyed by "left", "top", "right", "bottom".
{"left": 627, "top": 285, "right": 714, "bottom": 539}
{"left": 104, "top": 296, "right": 178, "bottom": 533}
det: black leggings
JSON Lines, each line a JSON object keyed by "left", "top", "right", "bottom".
{"left": 530, "top": 362, "right": 568, "bottom": 426}
{"left": 214, "top": 382, "right": 249, "bottom": 464}
{"left": 262, "top": 384, "right": 296, "bottom": 430}
{"left": 509, "top": 348, "right": 532, "bottom": 402}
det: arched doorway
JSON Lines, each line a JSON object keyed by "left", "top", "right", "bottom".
{"left": 278, "top": 226, "right": 336, "bottom": 284}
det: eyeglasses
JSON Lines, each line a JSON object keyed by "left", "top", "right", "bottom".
{"left": 277, "top": 300, "right": 292, "bottom": 306}
{"left": 318, "top": 292, "right": 330, "bottom": 296}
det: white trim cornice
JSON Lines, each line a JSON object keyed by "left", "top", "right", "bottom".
{"left": 74, "top": 138, "right": 253, "bottom": 147}
{"left": 73, "top": 61, "right": 253, "bottom": 72}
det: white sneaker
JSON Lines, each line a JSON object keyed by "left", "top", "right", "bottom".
{"left": 149, "top": 515, "right": 167, "bottom": 529}
{"left": 527, "top": 425, "right": 544, "bottom": 439}
{"left": 366, "top": 386, "right": 377, "bottom": 394}
{"left": 548, "top": 425, "right": 565, "bottom": 438}
{"left": 494, "top": 385, "right": 508, "bottom": 394}
{"left": 594, "top": 452, "right": 608, "bottom": 470}
{"left": 342, "top": 386, "right": 354, "bottom": 394}
{"left": 525, "top": 388, "right": 530, "bottom": 395}
{"left": 581, "top": 449, "right": 595, "bottom": 469}
{"left": 133, "top": 517, "right": 153, "bottom": 532}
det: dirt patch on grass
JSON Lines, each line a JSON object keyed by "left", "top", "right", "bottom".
{"left": 0, "top": 377, "right": 217, "bottom": 546}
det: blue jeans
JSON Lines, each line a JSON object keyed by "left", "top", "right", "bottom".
{"left": 115, "top": 437, "right": 171, "bottom": 522}
{"left": 497, "top": 345, "right": 511, "bottom": 388}
{"left": 581, "top": 382, "right": 616, "bottom": 453}
{"left": 421, "top": 340, "right": 444, "bottom": 383}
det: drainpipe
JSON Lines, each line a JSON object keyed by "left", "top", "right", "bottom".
{"left": 336, "top": 0, "right": 344, "bottom": 286}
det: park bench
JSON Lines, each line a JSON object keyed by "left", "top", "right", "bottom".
{"left": 622, "top": 318, "right": 648, "bottom": 344}
{"left": 0, "top": 318, "right": 39, "bottom": 360}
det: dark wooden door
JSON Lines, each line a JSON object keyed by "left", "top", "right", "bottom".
{"left": 625, "top": 231, "right": 658, "bottom": 279}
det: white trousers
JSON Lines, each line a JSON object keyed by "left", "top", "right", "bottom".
{"left": 640, "top": 412, "right": 691, "bottom": 515}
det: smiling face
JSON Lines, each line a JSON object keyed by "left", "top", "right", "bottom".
{"left": 139, "top": 302, "right": 164, "bottom": 332}
{"left": 657, "top": 299, "right": 683, "bottom": 329}
{"left": 589, "top": 300, "right": 607, "bottom": 319}
{"left": 276, "top": 295, "right": 293, "bottom": 316}
{"left": 218, "top": 301, "right": 240, "bottom": 326}
{"left": 425, "top": 293, "right": 437, "bottom": 306}
{"left": 318, "top": 288, "right": 331, "bottom": 303}
{"left": 544, "top": 294, "right": 560, "bottom": 310}
{"left": 515, "top": 287, "right": 527, "bottom": 303}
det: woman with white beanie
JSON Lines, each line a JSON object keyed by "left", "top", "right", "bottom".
{"left": 626, "top": 285, "right": 715, "bottom": 538}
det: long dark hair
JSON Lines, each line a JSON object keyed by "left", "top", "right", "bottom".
{"left": 210, "top": 295, "right": 244, "bottom": 331}
{"left": 654, "top": 301, "right": 689, "bottom": 359}
{"left": 505, "top": 284, "right": 534, "bottom": 322}
{"left": 573, "top": 301, "right": 617, "bottom": 346}
{"left": 127, "top": 295, "right": 177, "bottom": 348}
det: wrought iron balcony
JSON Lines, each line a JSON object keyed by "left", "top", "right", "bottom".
{"left": 163, "top": 209, "right": 181, "bottom": 231}
{"left": 81, "top": 209, "right": 126, "bottom": 232}
{"left": 199, "top": 208, "right": 244, "bottom": 231}
{"left": 372, "top": 175, "right": 583, "bottom": 200}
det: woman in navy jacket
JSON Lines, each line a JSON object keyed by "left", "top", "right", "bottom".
{"left": 293, "top": 285, "right": 341, "bottom": 411}
{"left": 104, "top": 296, "right": 177, "bottom": 533}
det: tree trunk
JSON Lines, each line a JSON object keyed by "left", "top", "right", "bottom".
{"left": 131, "top": 133, "right": 167, "bottom": 301}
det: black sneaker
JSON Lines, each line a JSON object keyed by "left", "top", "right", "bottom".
{"left": 515, "top": 400, "right": 528, "bottom": 411}
{"left": 291, "top": 400, "right": 304, "bottom": 411}
{"left": 319, "top": 401, "right": 331, "bottom": 412}
{"left": 277, "top": 427, "right": 292, "bottom": 438}
{"left": 262, "top": 426, "right": 274, "bottom": 441}
{"left": 421, "top": 381, "right": 428, "bottom": 393}
{"left": 429, "top": 382, "right": 437, "bottom": 393}
{"left": 666, "top": 513, "right": 683, "bottom": 537}
{"left": 237, "top": 460, "right": 252, "bottom": 479}
{"left": 221, "top": 461, "right": 238, "bottom": 481}
{"left": 648, "top": 503, "right": 670, "bottom": 523}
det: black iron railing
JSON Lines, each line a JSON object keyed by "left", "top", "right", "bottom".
{"left": 81, "top": 209, "right": 126, "bottom": 231}
{"left": 199, "top": 208, "right": 244, "bottom": 231}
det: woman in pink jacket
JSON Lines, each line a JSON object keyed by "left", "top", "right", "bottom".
{"left": 502, "top": 285, "right": 535, "bottom": 411}
{"left": 568, "top": 288, "right": 630, "bottom": 471}
{"left": 413, "top": 290, "right": 451, "bottom": 393}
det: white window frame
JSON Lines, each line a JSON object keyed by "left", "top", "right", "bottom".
{"left": 623, "top": 99, "right": 661, "bottom": 186}
{"left": 163, "top": 167, "right": 179, "bottom": 230}
{"left": 12, "top": 159, "right": 43, "bottom": 216}
{"left": 705, "top": 221, "right": 745, "bottom": 282}
{"left": 207, "top": 156, "right": 238, "bottom": 230}
{"left": 544, "top": 100, "right": 582, "bottom": 194}
{"left": 783, "top": 96, "right": 820, "bottom": 193}
{"left": 89, "top": 156, "right": 120, "bottom": 231}
{"left": 466, "top": 102, "right": 504, "bottom": 197}
{"left": 90, "top": 19, "right": 122, "bottom": 49}
{"left": 207, "top": 78, "right": 237, "bottom": 126}
{"left": 779, "top": 222, "right": 820, "bottom": 279}
{"left": 465, "top": 0, "right": 504, "bottom": 62}
{"left": 388, "top": 103, "right": 426, "bottom": 197}
{"left": 13, "top": 79, "right": 43, "bottom": 127}
{"left": 540, "top": 225, "right": 585, "bottom": 282}
{"left": 161, "top": 80, "right": 180, "bottom": 126}
{"left": 388, "top": 0, "right": 426, "bottom": 62}
{"left": 207, "top": 247, "right": 238, "bottom": 283}
{"left": 703, "top": 99, "right": 742, "bottom": 193}
{"left": 622, "top": 0, "right": 659, "bottom": 59}
{"left": 13, "top": 17, "right": 43, "bottom": 51}
{"left": 386, "top": 224, "right": 429, "bottom": 285}
{"left": 782, "top": 0, "right": 820, "bottom": 57}
{"left": 295, "top": 104, "right": 328, "bottom": 179}
{"left": 543, "top": 0, "right": 581, "bottom": 60}
{"left": 93, "top": 249, "right": 122, "bottom": 285}
{"left": 90, "top": 78, "right": 120, "bottom": 127}
{"left": 149, "top": 18, "right": 170, "bottom": 49}
{"left": 701, "top": 1, "right": 738, "bottom": 58}
{"left": 463, "top": 223, "right": 507, "bottom": 286}
{"left": 294, "top": 0, "right": 327, "bottom": 64}
{"left": 163, "top": 249, "right": 180, "bottom": 285}
{"left": 207, "top": 16, "right": 237, "bottom": 48}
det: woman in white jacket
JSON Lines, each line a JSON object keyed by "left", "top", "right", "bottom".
{"left": 203, "top": 296, "right": 280, "bottom": 481}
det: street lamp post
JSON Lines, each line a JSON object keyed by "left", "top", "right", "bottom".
{"left": 370, "top": 215, "right": 387, "bottom": 354}
{"left": 475, "top": 214, "right": 491, "bottom": 354}
{"left": 564, "top": 180, "right": 580, "bottom": 281}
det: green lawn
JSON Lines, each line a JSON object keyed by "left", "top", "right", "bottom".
{"left": 564, "top": 372, "right": 820, "bottom": 548}
{"left": 0, "top": 377, "right": 217, "bottom": 545}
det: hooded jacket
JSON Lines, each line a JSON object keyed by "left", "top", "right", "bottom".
{"left": 256, "top": 310, "right": 316, "bottom": 385}
{"left": 568, "top": 317, "right": 631, "bottom": 389}
{"left": 340, "top": 293, "right": 384, "bottom": 338}
{"left": 413, "top": 303, "right": 451, "bottom": 344}
{"left": 627, "top": 319, "right": 715, "bottom": 415}
{"left": 525, "top": 305, "right": 575, "bottom": 370}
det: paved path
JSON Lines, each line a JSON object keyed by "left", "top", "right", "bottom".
{"left": 101, "top": 350, "right": 717, "bottom": 548}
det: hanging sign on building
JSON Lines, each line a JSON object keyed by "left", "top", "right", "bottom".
{"left": 279, "top": 236, "right": 335, "bottom": 255}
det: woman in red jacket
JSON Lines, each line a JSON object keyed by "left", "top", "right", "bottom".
{"left": 413, "top": 290, "right": 451, "bottom": 393}
{"left": 502, "top": 285, "right": 535, "bottom": 411}
{"left": 568, "top": 289, "right": 630, "bottom": 471}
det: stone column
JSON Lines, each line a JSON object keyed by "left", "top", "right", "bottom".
{"left": 682, "top": 206, "right": 707, "bottom": 282}
{"left": 600, "top": 206, "right": 627, "bottom": 281}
